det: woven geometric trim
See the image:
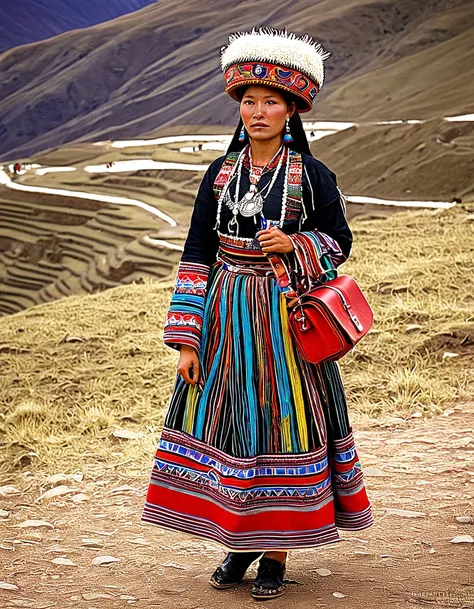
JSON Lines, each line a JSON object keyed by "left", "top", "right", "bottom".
{"left": 224, "top": 62, "right": 319, "bottom": 112}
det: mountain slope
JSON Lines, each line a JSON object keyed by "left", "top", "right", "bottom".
{"left": 0, "top": 0, "right": 472, "bottom": 161}
{"left": 315, "top": 3, "right": 474, "bottom": 120}
{"left": 0, "top": 0, "right": 156, "bottom": 53}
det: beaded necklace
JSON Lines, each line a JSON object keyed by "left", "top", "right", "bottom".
{"left": 215, "top": 144, "right": 289, "bottom": 236}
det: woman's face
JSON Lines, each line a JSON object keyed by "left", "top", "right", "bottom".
{"left": 240, "top": 85, "right": 295, "bottom": 142}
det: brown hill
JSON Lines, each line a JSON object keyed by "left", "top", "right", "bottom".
{"left": 311, "top": 119, "right": 474, "bottom": 202}
{"left": 316, "top": 2, "right": 474, "bottom": 120}
{"left": 0, "top": 0, "right": 473, "bottom": 161}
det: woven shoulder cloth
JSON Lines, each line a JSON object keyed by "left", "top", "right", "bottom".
{"left": 212, "top": 149, "right": 304, "bottom": 227}
{"left": 213, "top": 151, "right": 239, "bottom": 201}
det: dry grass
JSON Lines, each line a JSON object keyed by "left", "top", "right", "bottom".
{"left": 0, "top": 280, "right": 178, "bottom": 475}
{"left": 0, "top": 204, "right": 473, "bottom": 475}
{"left": 340, "top": 202, "right": 474, "bottom": 417}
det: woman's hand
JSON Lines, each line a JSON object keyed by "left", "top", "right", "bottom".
{"left": 256, "top": 225, "right": 294, "bottom": 254}
{"left": 177, "top": 344, "right": 200, "bottom": 385}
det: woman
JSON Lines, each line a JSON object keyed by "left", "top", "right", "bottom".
{"left": 142, "top": 28, "right": 372, "bottom": 600}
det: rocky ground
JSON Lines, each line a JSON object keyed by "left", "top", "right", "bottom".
{"left": 1, "top": 405, "right": 473, "bottom": 609}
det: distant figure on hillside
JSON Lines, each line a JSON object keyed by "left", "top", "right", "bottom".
{"left": 142, "top": 28, "right": 372, "bottom": 601}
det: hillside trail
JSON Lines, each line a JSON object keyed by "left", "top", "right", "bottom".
{"left": 1, "top": 404, "right": 473, "bottom": 609}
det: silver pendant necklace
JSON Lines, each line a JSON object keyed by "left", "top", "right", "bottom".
{"left": 239, "top": 186, "right": 265, "bottom": 217}
{"left": 224, "top": 144, "right": 284, "bottom": 231}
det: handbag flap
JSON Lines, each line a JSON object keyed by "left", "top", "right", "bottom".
{"left": 299, "top": 275, "right": 373, "bottom": 342}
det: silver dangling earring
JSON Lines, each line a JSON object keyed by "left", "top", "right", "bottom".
{"left": 283, "top": 118, "right": 293, "bottom": 144}
{"left": 239, "top": 125, "right": 246, "bottom": 143}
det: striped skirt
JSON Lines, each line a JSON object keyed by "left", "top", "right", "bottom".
{"left": 142, "top": 238, "right": 373, "bottom": 550}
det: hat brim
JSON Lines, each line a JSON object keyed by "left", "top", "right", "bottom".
{"left": 224, "top": 62, "right": 320, "bottom": 113}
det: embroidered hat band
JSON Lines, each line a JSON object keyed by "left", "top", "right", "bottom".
{"left": 221, "top": 28, "right": 329, "bottom": 112}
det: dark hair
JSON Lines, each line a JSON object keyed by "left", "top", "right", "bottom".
{"left": 226, "top": 86, "right": 312, "bottom": 156}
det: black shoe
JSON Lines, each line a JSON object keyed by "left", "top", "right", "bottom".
{"left": 210, "top": 551, "right": 262, "bottom": 589}
{"left": 251, "top": 557, "right": 287, "bottom": 600}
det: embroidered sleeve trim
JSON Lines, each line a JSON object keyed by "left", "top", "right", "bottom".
{"left": 163, "top": 261, "right": 210, "bottom": 352}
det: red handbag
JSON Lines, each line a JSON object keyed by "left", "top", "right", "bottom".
{"left": 269, "top": 256, "right": 373, "bottom": 364}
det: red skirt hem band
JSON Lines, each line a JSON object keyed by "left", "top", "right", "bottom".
{"left": 141, "top": 428, "right": 373, "bottom": 550}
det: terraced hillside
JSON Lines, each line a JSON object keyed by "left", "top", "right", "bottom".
{"left": 0, "top": 189, "right": 183, "bottom": 316}
{"left": 0, "top": 139, "right": 215, "bottom": 316}
{"left": 1, "top": 120, "right": 471, "bottom": 318}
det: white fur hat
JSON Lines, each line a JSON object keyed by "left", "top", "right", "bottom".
{"left": 221, "top": 28, "right": 329, "bottom": 111}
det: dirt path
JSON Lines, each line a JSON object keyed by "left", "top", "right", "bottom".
{"left": 1, "top": 405, "right": 473, "bottom": 609}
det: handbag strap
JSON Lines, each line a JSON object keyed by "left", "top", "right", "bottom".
{"left": 266, "top": 253, "right": 298, "bottom": 298}
{"left": 266, "top": 248, "right": 337, "bottom": 301}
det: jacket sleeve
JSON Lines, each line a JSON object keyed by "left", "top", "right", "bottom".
{"left": 163, "top": 158, "right": 222, "bottom": 352}
{"left": 288, "top": 156, "right": 352, "bottom": 291}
